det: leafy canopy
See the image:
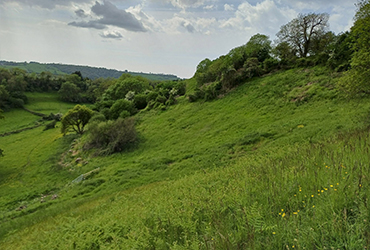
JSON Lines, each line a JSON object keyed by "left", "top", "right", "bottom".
{"left": 339, "top": 0, "right": 370, "bottom": 96}
{"left": 61, "top": 104, "right": 94, "bottom": 135}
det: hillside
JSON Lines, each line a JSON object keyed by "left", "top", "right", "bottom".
{"left": 0, "top": 60, "right": 179, "bottom": 81}
{"left": 1, "top": 66, "right": 370, "bottom": 249}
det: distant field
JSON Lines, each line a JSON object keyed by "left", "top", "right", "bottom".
{"left": 25, "top": 92, "right": 76, "bottom": 115}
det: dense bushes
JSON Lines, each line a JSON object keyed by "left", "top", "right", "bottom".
{"left": 84, "top": 117, "right": 137, "bottom": 155}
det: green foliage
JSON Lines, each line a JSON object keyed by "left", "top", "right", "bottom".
{"left": 327, "top": 32, "right": 353, "bottom": 71}
{"left": 61, "top": 105, "right": 94, "bottom": 135}
{"left": 58, "top": 81, "right": 81, "bottom": 103}
{"left": 89, "top": 112, "right": 107, "bottom": 123}
{"left": 102, "top": 75, "right": 149, "bottom": 101}
{"left": 338, "top": 0, "right": 370, "bottom": 96}
{"left": 84, "top": 117, "right": 137, "bottom": 155}
{"left": 339, "top": 50, "right": 370, "bottom": 96}
{"left": 133, "top": 93, "right": 148, "bottom": 110}
{"left": 0, "top": 85, "right": 10, "bottom": 109}
{"left": 0, "top": 110, "right": 3, "bottom": 157}
{"left": 109, "top": 99, "right": 136, "bottom": 119}
{"left": 245, "top": 33, "right": 272, "bottom": 62}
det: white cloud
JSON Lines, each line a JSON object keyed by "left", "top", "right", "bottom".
{"left": 224, "top": 4, "right": 234, "bottom": 11}
{"left": 220, "top": 0, "right": 296, "bottom": 36}
{"left": 100, "top": 30, "right": 123, "bottom": 39}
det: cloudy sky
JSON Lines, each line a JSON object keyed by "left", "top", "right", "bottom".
{"left": 0, "top": 0, "right": 357, "bottom": 78}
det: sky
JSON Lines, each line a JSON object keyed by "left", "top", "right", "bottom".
{"left": 0, "top": 0, "right": 358, "bottom": 78}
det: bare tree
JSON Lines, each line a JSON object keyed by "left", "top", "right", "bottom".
{"left": 277, "top": 13, "right": 329, "bottom": 58}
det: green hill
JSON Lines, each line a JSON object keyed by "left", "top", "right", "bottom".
{"left": 1, "top": 66, "right": 370, "bottom": 249}
{"left": 0, "top": 60, "right": 179, "bottom": 81}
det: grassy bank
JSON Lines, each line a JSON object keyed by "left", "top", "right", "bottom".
{"left": 1, "top": 66, "right": 370, "bottom": 248}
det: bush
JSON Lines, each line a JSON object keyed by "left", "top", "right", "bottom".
{"left": 9, "top": 97, "right": 24, "bottom": 108}
{"left": 263, "top": 58, "right": 279, "bottom": 72}
{"left": 100, "top": 108, "right": 110, "bottom": 120}
{"left": 119, "top": 110, "right": 131, "bottom": 119}
{"left": 175, "top": 81, "right": 186, "bottom": 96}
{"left": 134, "top": 94, "right": 148, "bottom": 110}
{"left": 84, "top": 117, "right": 138, "bottom": 155}
{"left": 89, "top": 112, "right": 107, "bottom": 123}
{"left": 109, "top": 99, "right": 136, "bottom": 120}
{"left": 187, "top": 88, "right": 205, "bottom": 102}
{"left": 146, "top": 91, "right": 159, "bottom": 103}
{"left": 155, "top": 95, "right": 167, "bottom": 104}
{"left": 11, "top": 91, "right": 28, "bottom": 104}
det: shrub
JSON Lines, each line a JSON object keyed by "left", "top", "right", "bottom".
{"left": 119, "top": 110, "right": 131, "bottom": 119}
{"left": 84, "top": 117, "right": 138, "bottom": 155}
{"left": 89, "top": 112, "right": 107, "bottom": 123}
{"left": 100, "top": 108, "right": 110, "bottom": 120}
{"left": 134, "top": 94, "right": 148, "bottom": 110}
{"left": 175, "top": 81, "right": 186, "bottom": 96}
{"left": 9, "top": 97, "right": 24, "bottom": 108}
{"left": 155, "top": 95, "right": 167, "bottom": 104}
{"left": 109, "top": 99, "right": 136, "bottom": 120}
{"left": 146, "top": 91, "right": 159, "bottom": 103}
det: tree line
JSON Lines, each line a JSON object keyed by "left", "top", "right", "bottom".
{"left": 190, "top": 8, "right": 366, "bottom": 101}
{"left": 0, "top": 61, "right": 179, "bottom": 81}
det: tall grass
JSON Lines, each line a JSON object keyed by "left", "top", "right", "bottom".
{"left": 2, "top": 129, "right": 370, "bottom": 249}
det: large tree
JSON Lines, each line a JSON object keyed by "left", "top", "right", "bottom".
{"left": 61, "top": 105, "right": 94, "bottom": 135}
{"left": 277, "top": 13, "right": 329, "bottom": 58}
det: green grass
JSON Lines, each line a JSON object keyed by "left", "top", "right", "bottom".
{"left": 2, "top": 130, "right": 370, "bottom": 249}
{"left": 0, "top": 109, "right": 41, "bottom": 134}
{"left": 25, "top": 92, "right": 76, "bottom": 115}
{"left": 1, "top": 66, "right": 370, "bottom": 249}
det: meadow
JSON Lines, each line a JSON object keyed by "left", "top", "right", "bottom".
{"left": 1, "top": 67, "right": 370, "bottom": 249}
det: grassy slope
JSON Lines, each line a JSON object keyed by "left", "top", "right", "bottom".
{"left": 1, "top": 67, "right": 370, "bottom": 249}
{"left": 25, "top": 92, "right": 76, "bottom": 114}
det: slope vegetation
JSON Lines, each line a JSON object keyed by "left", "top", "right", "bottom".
{"left": 1, "top": 66, "right": 370, "bottom": 249}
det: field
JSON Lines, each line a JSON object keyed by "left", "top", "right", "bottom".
{"left": 1, "top": 67, "right": 370, "bottom": 249}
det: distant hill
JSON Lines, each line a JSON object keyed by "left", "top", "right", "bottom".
{"left": 0, "top": 60, "right": 180, "bottom": 81}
